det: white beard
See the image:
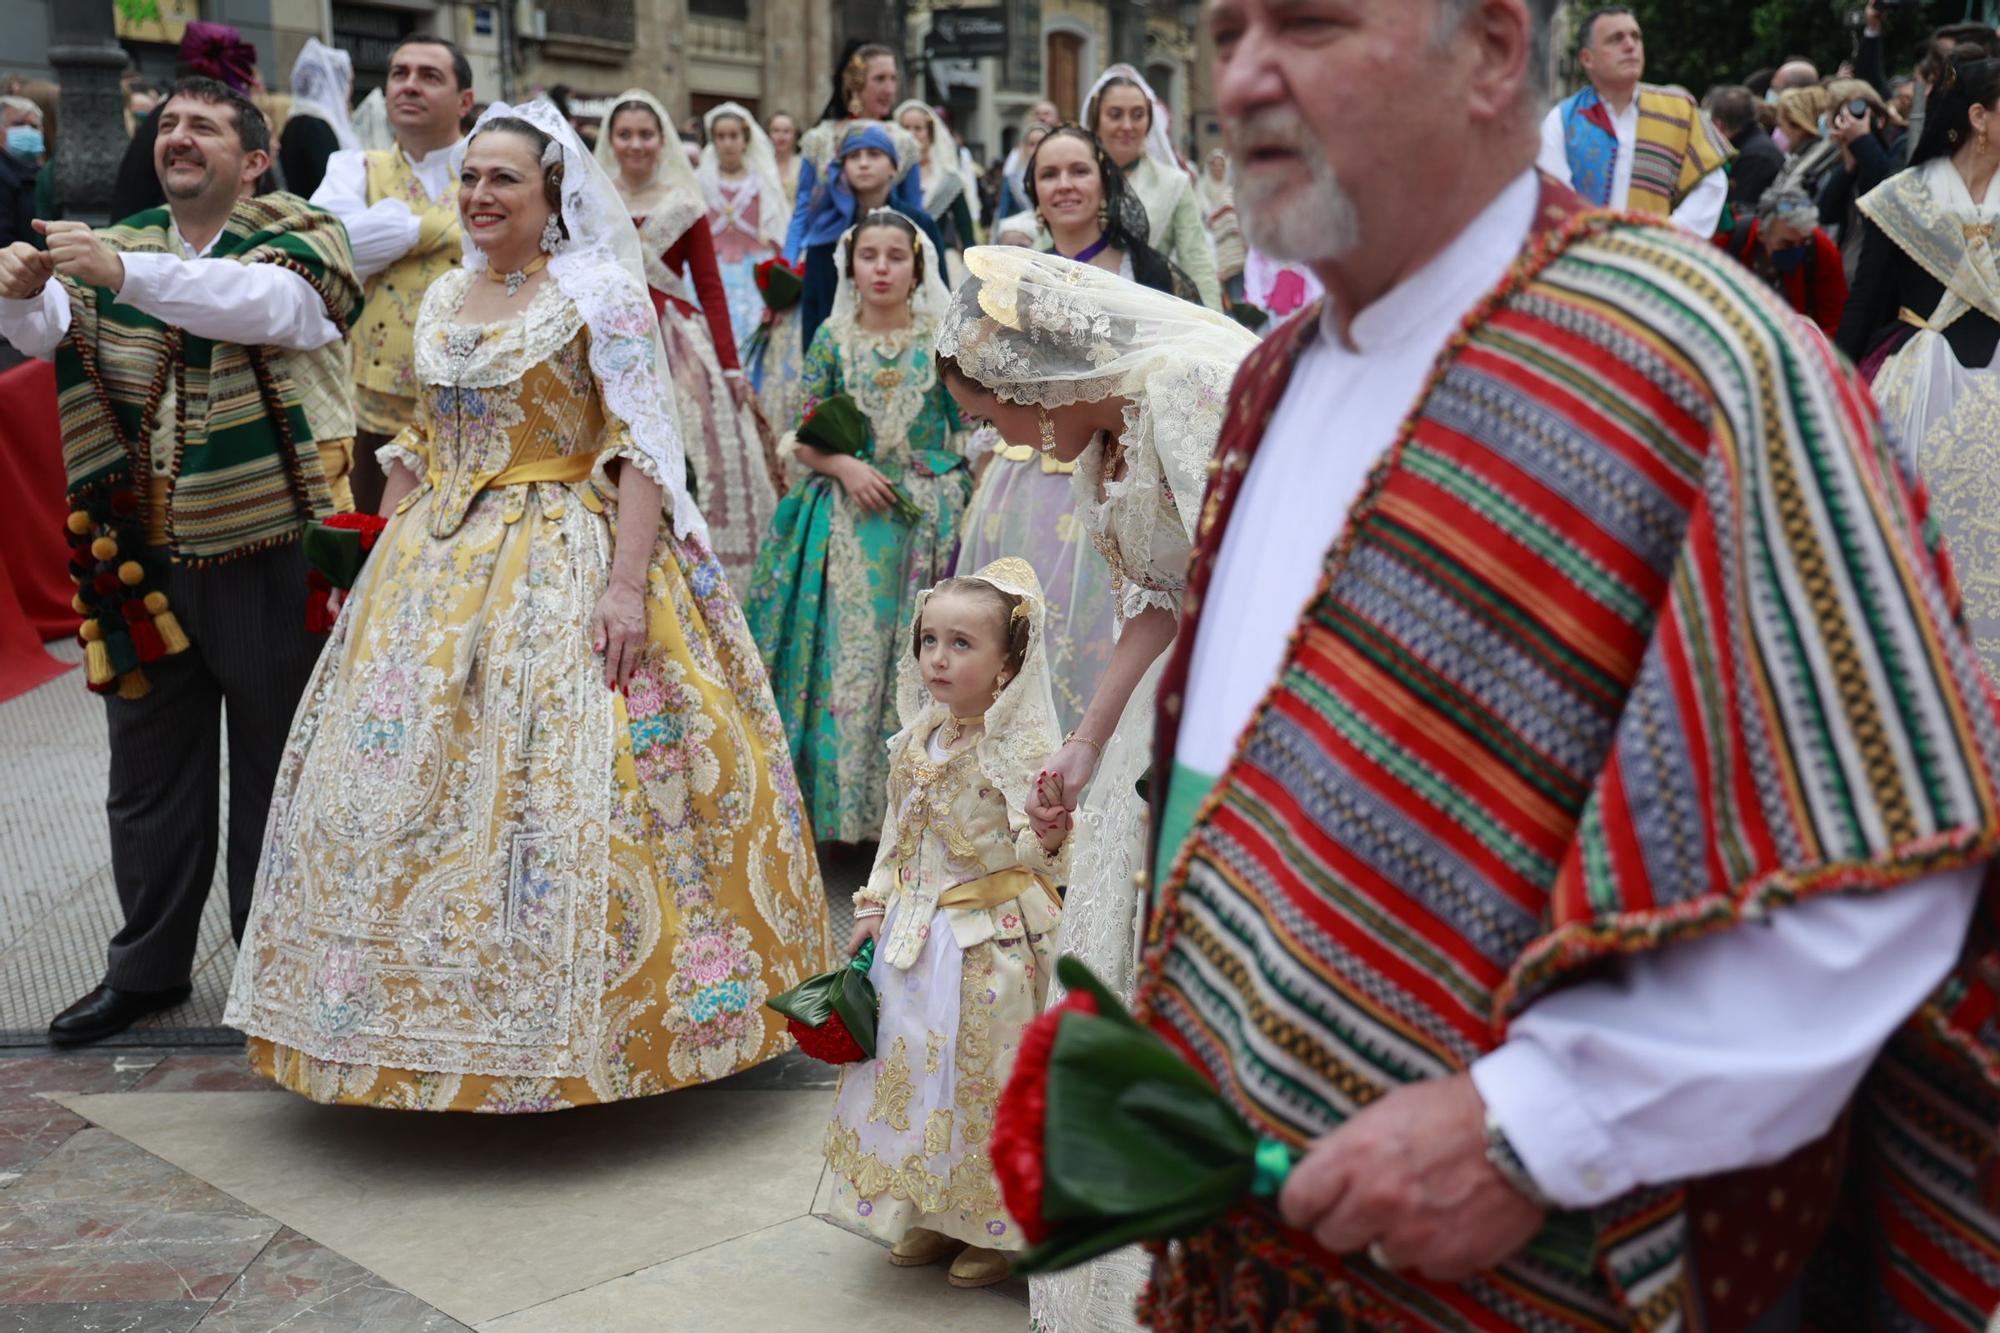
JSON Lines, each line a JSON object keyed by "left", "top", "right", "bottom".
{"left": 1238, "top": 157, "right": 1358, "bottom": 263}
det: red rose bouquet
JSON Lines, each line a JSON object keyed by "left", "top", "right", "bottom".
{"left": 302, "top": 511, "right": 388, "bottom": 633}
{"left": 755, "top": 257, "right": 805, "bottom": 312}
{"left": 992, "top": 956, "right": 1297, "bottom": 1274}
{"left": 768, "top": 937, "right": 879, "bottom": 1065}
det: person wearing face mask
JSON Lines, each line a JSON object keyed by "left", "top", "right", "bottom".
{"left": 0, "top": 97, "right": 43, "bottom": 253}
{"left": 310, "top": 35, "right": 475, "bottom": 517}
{"left": 1723, "top": 185, "right": 1848, "bottom": 337}
{"left": 1082, "top": 65, "right": 1223, "bottom": 309}
{"left": 1539, "top": 6, "right": 1733, "bottom": 236}
{"left": 0, "top": 77, "right": 361, "bottom": 1048}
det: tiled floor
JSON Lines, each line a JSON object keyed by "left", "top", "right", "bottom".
{"left": 1, "top": 663, "right": 1022, "bottom": 1331}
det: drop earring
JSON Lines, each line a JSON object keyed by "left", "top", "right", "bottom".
{"left": 539, "top": 214, "right": 563, "bottom": 254}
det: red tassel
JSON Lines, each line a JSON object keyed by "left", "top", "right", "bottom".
{"left": 92, "top": 570, "right": 121, "bottom": 596}
{"left": 303, "top": 571, "right": 337, "bottom": 634}
{"left": 128, "top": 617, "right": 166, "bottom": 662}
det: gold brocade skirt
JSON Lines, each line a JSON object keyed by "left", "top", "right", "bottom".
{"left": 229, "top": 475, "right": 832, "bottom": 1111}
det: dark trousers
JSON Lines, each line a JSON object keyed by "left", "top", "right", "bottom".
{"left": 101, "top": 543, "right": 324, "bottom": 991}
{"left": 350, "top": 430, "right": 391, "bottom": 518}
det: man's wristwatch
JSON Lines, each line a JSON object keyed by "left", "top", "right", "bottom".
{"left": 1483, "top": 1110, "right": 1557, "bottom": 1211}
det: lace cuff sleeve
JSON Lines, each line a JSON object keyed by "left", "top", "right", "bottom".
{"left": 1013, "top": 824, "right": 1070, "bottom": 883}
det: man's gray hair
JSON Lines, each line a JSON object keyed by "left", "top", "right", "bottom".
{"left": 0, "top": 95, "right": 42, "bottom": 127}
{"left": 1433, "top": 0, "right": 1558, "bottom": 102}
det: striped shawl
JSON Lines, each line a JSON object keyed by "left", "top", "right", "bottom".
{"left": 1135, "top": 180, "right": 2000, "bottom": 1330}
{"left": 57, "top": 193, "right": 362, "bottom": 563}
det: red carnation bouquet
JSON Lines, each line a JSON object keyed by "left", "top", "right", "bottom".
{"left": 768, "top": 937, "right": 879, "bottom": 1064}
{"left": 302, "top": 512, "right": 388, "bottom": 633}
{"left": 992, "top": 956, "right": 1298, "bottom": 1273}
{"left": 755, "top": 257, "right": 806, "bottom": 312}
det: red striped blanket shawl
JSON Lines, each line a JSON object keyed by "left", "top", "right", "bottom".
{"left": 1134, "top": 177, "right": 2000, "bottom": 1330}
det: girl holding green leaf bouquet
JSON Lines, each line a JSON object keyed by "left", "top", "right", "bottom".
{"left": 825, "top": 558, "right": 1069, "bottom": 1289}
{"left": 746, "top": 209, "right": 971, "bottom": 842}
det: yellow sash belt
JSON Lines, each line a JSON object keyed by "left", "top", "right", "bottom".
{"left": 995, "top": 443, "right": 1078, "bottom": 476}
{"left": 428, "top": 451, "right": 601, "bottom": 494}
{"left": 936, "top": 866, "right": 1061, "bottom": 913}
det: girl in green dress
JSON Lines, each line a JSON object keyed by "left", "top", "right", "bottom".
{"left": 747, "top": 208, "right": 971, "bottom": 843}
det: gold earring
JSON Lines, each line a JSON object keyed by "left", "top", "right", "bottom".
{"left": 1037, "top": 407, "right": 1056, "bottom": 454}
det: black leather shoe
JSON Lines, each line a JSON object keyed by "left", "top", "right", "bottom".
{"left": 47, "top": 984, "right": 193, "bottom": 1047}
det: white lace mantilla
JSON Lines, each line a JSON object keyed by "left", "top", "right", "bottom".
{"left": 413, "top": 271, "right": 585, "bottom": 389}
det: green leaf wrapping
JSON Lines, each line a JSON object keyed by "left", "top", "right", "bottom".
{"left": 1008, "top": 956, "right": 1294, "bottom": 1277}
{"left": 301, "top": 523, "right": 366, "bottom": 590}
{"left": 796, "top": 393, "right": 871, "bottom": 457}
{"left": 766, "top": 940, "right": 879, "bottom": 1059}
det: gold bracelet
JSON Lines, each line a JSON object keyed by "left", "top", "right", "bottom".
{"left": 1064, "top": 730, "right": 1103, "bottom": 759}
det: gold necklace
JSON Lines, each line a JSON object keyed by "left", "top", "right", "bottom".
{"left": 938, "top": 713, "right": 984, "bottom": 748}
{"left": 487, "top": 252, "right": 551, "bottom": 297}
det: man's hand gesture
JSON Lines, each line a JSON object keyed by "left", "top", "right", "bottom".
{"left": 35, "top": 220, "right": 125, "bottom": 294}
{"left": 0, "top": 242, "right": 55, "bottom": 301}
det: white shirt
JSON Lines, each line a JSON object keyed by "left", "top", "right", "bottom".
{"left": 0, "top": 221, "right": 342, "bottom": 362}
{"left": 310, "top": 142, "right": 460, "bottom": 283}
{"left": 1175, "top": 168, "right": 1986, "bottom": 1209}
{"left": 1538, "top": 94, "right": 1729, "bottom": 238}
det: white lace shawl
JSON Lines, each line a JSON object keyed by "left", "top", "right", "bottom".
{"left": 288, "top": 38, "right": 358, "bottom": 153}
{"left": 892, "top": 99, "right": 967, "bottom": 221}
{"left": 456, "top": 100, "right": 705, "bottom": 543}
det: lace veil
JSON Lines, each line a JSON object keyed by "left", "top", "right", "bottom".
{"left": 891, "top": 99, "right": 966, "bottom": 220}
{"left": 892, "top": 557, "right": 1061, "bottom": 826}
{"left": 1084, "top": 63, "right": 1183, "bottom": 175}
{"left": 934, "top": 245, "right": 1256, "bottom": 411}
{"left": 457, "top": 100, "right": 705, "bottom": 543}
{"left": 350, "top": 87, "right": 391, "bottom": 151}
{"left": 699, "top": 102, "right": 793, "bottom": 249}
{"left": 594, "top": 89, "right": 706, "bottom": 245}
{"left": 288, "top": 37, "right": 358, "bottom": 153}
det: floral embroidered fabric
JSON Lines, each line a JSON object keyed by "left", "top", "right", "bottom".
{"left": 225, "top": 305, "right": 832, "bottom": 1111}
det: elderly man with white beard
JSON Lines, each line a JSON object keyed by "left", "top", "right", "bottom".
{"left": 1124, "top": 0, "right": 2000, "bottom": 1328}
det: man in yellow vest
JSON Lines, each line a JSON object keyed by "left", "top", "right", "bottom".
{"left": 310, "top": 34, "right": 472, "bottom": 514}
{"left": 1536, "top": 6, "right": 1733, "bottom": 237}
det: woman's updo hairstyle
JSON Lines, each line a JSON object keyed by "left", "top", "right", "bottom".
{"left": 1084, "top": 74, "right": 1153, "bottom": 138}
{"left": 826, "top": 40, "right": 895, "bottom": 121}
{"left": 609, "top": 98, "right": 664, "bottom": 137}
{"left": 910, "top": 577, "right": 1031, "bottom": 680}
{"left": 1023, "top": 125, "right": 1151, "bottom": 257}
{"left": 843, "top": 208, "right": 926, "bottom": 288}
{"left": 471, "top": 114, "right": 568, "bottom": 240}
{"left": 1914, "top": 51, "right": 2000, "bottom": 166}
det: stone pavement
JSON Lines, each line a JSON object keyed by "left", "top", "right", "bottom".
{"left": 0, "top": 660, "right": 1031, "bottom": 1331}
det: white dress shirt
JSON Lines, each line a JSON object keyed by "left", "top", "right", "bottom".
{"left": 1175, "top": 169, "right": 1986, "bottom": 1210}
{"left": 310, "top": 142, "right": 459, "bottom": 282}
{"left": 1538, "top": 95, "right": 1729, "bottom": 238}
{"left": 0, "top": 222, "right": 343, "bottom": 476}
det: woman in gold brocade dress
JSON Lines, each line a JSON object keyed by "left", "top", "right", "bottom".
{"left": 224, "top": 101, "right": 832, "bottom": 1112}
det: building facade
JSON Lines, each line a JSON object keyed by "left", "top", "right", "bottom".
{"left": 4, "top": 0, "right": 828, "bottom": 132}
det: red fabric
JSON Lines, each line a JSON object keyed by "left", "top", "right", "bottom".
{"left": 1731, "top": 224, "right": 1850, "bottom": 338}
{"left": 0, "top": 356, "right": 78, "bottom": 698}
{"left": 0, "top": 358, "right": 77, "bottom": 642}
{"left": 660, "top": 223, "right": 742, "bottom": 370}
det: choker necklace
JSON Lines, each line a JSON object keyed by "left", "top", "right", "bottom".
{"left": 938, "top": 713, "right": 984, "bottom": 748}
{"left": 1059, "top": 232, "right": 1111, "bottom": 265}
{"left": 488, "top": 252, "right": 551, "bottom": 297}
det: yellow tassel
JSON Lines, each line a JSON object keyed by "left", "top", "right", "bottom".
{"left": 66, "top": 510, "right": 93, "bottom": 536}
{"left": 84, "top": 639, "right": 113, "bottom": 687}
{"left": 117, "top": 669, "right": 150, "bottom": 700}
{"left": 118, "top": 561, "right": 145, "bottom": 586}
{"left": 90, "top": 536, "right": 119, "bottom": 562}
{"left": 142, "top": 591, "right": 169, "bottom": 615}
{"left": 71, "top": 594, "right": 88, "bottom": 616}
{"left": 153, "top": 609, "right": 190, "bottom": 655}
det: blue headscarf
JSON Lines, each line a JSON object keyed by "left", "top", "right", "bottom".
{"left": 789, "top": 123, "right": 911, "bottom": 253}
